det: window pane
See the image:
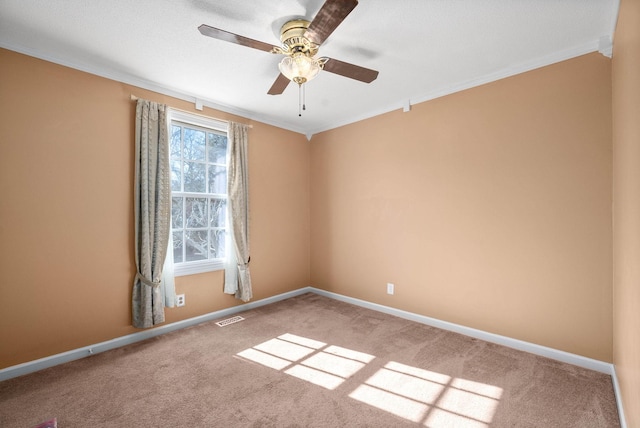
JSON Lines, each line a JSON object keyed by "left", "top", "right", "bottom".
{"left": 173, "top": 231, "right": 183, "bottom": 263}
{"left": 184, "top": 161, "right": 206, "bottom": 193}
{"left": 170, "top": 125, "right": 182, "bottom": 158}
{"left": 209, "top": 198, "right": 226, "bottom": 227}
{"left": 208, "top": 165, "right": 227, "bottom": 194}
{"left": 209, "top": 229, "right": 226, "bottom": 259}
{"left": 185, "top": 197, "right": 207, "bottom": 228}
{"left": 170, "top": 116, "right": 229, "bottom": 269}
{"left": 185, "top": 230, "right": 208, "bottom": 261}
{"left": 171, "top": 160, "right": 182, "bottom": 192}
{"left": 183, "top": 128, "right": 206, "bottom": 161}
{"left": 208, "top": 133, "right": 227, "bottom": 164}
{"left": 171, "top": 197, "right": 183, "bottom": 228}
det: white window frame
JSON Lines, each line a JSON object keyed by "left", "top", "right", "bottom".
{"left": 169, "top": 109, "right": 229, "bottom": 277}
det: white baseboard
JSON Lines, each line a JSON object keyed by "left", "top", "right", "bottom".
{"left": 611, "top": 365, "right": 628, "bottom": 428}
{"left": 315, "top": 287, "right": 626, "bottom": 427}
{"left": 0, "top": 287, "right": 313, "bottom": 382}
{"left": 0, "top": 285, "right": 614, "bottom": 378}
{"left": 0, "top": 285, "right": 628, "bottom": 426}
{"left": 309, "top": 287, "right": 614, "bottom": 374}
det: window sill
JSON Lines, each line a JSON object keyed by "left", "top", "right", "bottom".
{"left": 173, "top": 259, "right": 226, "bottom": 277}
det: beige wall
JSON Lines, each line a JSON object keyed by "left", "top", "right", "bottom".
{"left": 310, "top": 53, "right": 613, "bottom": 362}
{"left": 0, "top": 48, "right": 310, "bottom": 369}
{"left": 0, "top": 33, "right": 620, "bottom": 379}
{"left": 613, "top": 0, "right": 640, "bottom": 425}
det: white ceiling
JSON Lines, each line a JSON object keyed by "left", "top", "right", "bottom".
{"left": 0, "top": 0, "right": 619, "bottom": 137}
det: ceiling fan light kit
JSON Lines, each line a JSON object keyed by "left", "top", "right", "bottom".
{"left": 273, "top": 19, "right": 327, "bottom": 86}
{"left": 278, "top": 52, "right": 325, "bottom": 85}
{"left": 198, "top": 0, "right": 378, "bottom": 116}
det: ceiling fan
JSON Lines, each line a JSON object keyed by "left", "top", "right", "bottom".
{"left": 198, "top": 0, "right": 379, "bottom": 103}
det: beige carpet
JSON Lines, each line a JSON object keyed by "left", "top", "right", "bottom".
{"left": 0, "top": 293, "right": 620, "bottom": 427}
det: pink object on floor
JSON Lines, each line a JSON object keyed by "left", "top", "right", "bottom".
{"left": 33, "top": 418, "right": 57, "bottom": 428}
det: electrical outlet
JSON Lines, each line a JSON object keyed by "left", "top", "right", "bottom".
{"left": 387, "top": 283, "right": 394, "bottom": 295}
{"left": 176, "top": 294, "right": 186, "bottom": 307}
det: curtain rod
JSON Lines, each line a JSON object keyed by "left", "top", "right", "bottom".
{"left": 130, "top": 94, "right": 253, "bottom": 128}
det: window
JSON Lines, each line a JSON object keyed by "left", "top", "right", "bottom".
{"left": 169, "top": 110, "right": 229, "bottom": 276}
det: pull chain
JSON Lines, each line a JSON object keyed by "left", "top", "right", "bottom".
{"left": 298, "top": 83, "right": 308, "bottom": 117}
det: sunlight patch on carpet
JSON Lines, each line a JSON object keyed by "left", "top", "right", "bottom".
{"left": 451, "top": 378, "right": 503, "bottom": 400}
{"left": 278, "top": 333, "right": 326, "bottom": 349}
{"left": 236, "top": 333, "right": 373, "bottom": 390}
{"left": 236, "top": 334, "right": 502, "bottom": 425}
{"left": 324, "top": 345, "right": 375, "bottom": 363}
{"left": 254, "top": 338, "right": 316, "bottom": 361}
{"left": 363, "top": 366, "right": 447, "bottom": 404}
{"left": 350, "top": 384, "right": 428, "bottom": 422}
{"left": 236, "top": 348, "right": 291, "bottom": 370}
{"left": 350, "top": 360, "right": 503, "bottom": 426}
{"left": 425, "top": 409, "right": 490, "bottom": 428}
{"left": 285, "top": 365, "right": 345, "bottom": 390}
{"left": 434, "top": 385, "right": 501, "bottom": 423}
{"left": 301, "top": 352, "right": 366, "bottom": 379}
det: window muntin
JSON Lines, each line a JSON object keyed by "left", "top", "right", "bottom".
{"left": 169, "top": 111, "right": 228, "bottom": 276}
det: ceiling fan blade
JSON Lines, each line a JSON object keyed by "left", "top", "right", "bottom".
{"left": 198, "top": 24, "right": 275, "bottom": 52}
{"left": 268, "top": 73, "right": 291, "bottom": 95}
{"left": 323, "top": 58, "right": 378, "bottom": 83}
{"left": 304, "top": 0, "right": 359, "bottom": 45}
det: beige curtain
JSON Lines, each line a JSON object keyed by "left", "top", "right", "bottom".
{"left": 225, "top": 122, "right": 252, "bottom": 302}
{"left": 132, "top": 99, "right": 171, "bottom": 328}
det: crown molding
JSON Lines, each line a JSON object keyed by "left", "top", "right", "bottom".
{"left": 609, "top": 0, "right": 622, "bottom": 44}
{"left": 0, "top": 41, "right": 309, "bottom": 136}
{"left": 1, "top": 37, "right": 611, "bottom": 138}
{"left": 307, "top": 40, "right": 604, "bottom": 135}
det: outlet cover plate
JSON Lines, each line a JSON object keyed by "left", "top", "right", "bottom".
{"left": 176, "top": 294, "right": 185, "bottom": 307}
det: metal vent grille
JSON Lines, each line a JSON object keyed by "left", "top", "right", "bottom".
{"left": 216, "top": 316, "right": 245, "bottom": 327}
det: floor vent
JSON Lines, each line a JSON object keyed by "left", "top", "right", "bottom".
{"left": 216, "top": 316, "right": 245, "bottom": 327}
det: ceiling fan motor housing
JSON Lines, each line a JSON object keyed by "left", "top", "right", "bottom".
{"left": 279, "top": 19, "right": 318, "bottom": 56}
